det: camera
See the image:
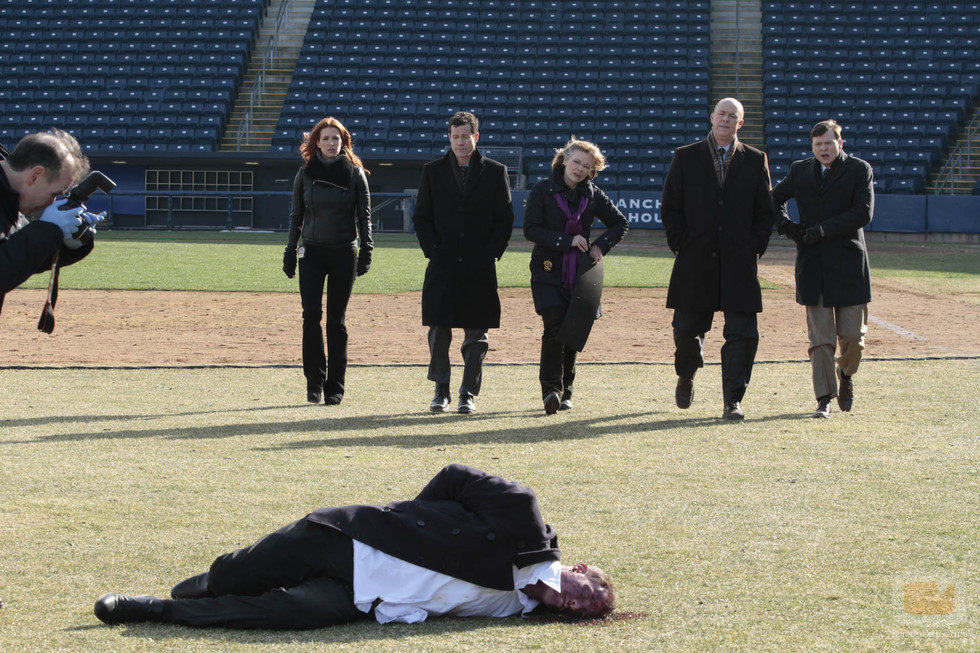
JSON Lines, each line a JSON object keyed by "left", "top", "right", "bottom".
{"left": 59, "top": 170, "right": 116, "bottom": 242}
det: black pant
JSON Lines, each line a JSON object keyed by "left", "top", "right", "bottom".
{"left": 165, "top": 519, "right": 364, "bottom": 629}
{"left": 672, "top": 309, "right": 758, "bottom": 404}
{"left": 539, "top": 304, "right": 577, "bottom": 398}
{"left": 299, "top": 245, "right": 356, "bottom": 396}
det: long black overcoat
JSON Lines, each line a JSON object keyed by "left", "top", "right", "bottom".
{"left": 661, "top": 139, "right": 775, "bottom": 313}
{"left": 306, "top": 463, "right": 560, "bottom": 591}
{"left": 523, "top": 166, "right": 629, "bottom": 313}
{"left": 772, "top": 152, "right": 874, "bottom": 307}
{"left": 412, "top": 149, "right": 514, "bottom": 328}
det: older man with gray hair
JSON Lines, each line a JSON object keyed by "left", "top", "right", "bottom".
{"left": 661, "top": 98, "right": 775, "bottom": 420}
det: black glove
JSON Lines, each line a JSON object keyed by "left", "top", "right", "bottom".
{"left": 356, "top": 250, "right": 371, "bottom": 277}
{"left": 779, "top": 221, "right": 802, "bottom": 244}
{"left": 282, "top": 246, "right": 297, "bottom": 278}
{"left": 801, "top": 225, "right": 824, "bottom": 245}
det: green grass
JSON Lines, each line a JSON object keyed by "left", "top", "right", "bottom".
{"left": 0, "top": 360, "right": 976, "bottom": 651}
{"left": 18, "top": 231, "right": 773, "bottom": 293}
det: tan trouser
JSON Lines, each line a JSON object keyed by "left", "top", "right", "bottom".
{"left": 805, "top": 298, "right": 868, "bottom": 399}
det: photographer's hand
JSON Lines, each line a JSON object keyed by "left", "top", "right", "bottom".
{"left": 39, "top": 202, "right": 83, "bottom": 238}
{"left": 64, "top": 212, "right": 106, "bottom": 250}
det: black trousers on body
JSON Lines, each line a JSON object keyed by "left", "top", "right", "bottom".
{"left": 299, "top": 244, "right": 357, "bottom": 397}
{"left": 539, "top": 304, "right": 577, "bottom": 398}
{"left": 165, "top": 518, "right": 365, "bottom": 629}
{"left": 672, "top": 309, "right": 758, "bottom": 404}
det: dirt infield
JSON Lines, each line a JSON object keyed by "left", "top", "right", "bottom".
{"left": 2, "top": 245, "right": 977, "bottom": 367}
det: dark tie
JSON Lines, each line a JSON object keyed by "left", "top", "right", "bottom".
{"left": 718, "top": 147, "right": 726, "bottom": 164}
{"left": 822, "top": 167, "right": 831, "bottom": 180}
{"left": 460, "top": 165, "right": 468, "bottom": 177}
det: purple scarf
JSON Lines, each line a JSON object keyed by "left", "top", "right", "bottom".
{"left": 554, "top": 192, "right": 590, "bottom": 291}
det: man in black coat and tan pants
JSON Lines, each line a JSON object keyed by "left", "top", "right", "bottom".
{"left": 661, "top": 98, "right": 776, "bottom": 420}
{"left": 413, "top": 111, "right": 515, "bottom": 414}
{"left": 772, "top": 120, "right": 874, "bottom": 418}
{"left": 93, "top": 464, "right": 615, "bottom": 628}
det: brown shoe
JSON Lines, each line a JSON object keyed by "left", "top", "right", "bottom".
{"left": 837, "top": 368, "right": 853, "bottom": 411}
{"left": 675, "top": 377, "right": 694, "bottom": 409}
{"left": 812, "top": 396, "right": 832, "bottom": 418}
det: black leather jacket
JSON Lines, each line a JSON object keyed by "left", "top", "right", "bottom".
{"left": 287, "top": 153, "right": 372, "bottom": 251}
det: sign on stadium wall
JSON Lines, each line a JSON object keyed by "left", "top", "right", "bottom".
{"left": 511, "top": 191, "right": 665, "bottom": 229}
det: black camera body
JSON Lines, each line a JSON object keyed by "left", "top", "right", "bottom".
{"left": 59, "top": 170, "right": 116, "bottom": 243}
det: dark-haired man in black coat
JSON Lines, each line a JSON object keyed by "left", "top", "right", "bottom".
{"left": 413, "top": 111, "right": 515, "bottom": 414}
{"left": 93, "top": 464, "right": 615, "bottom": 629}
{"left": 772, "top": 119, "right": 874, "bottom": 418}
{"left": 662, "top": 98, "right": 775, "bottom": 420}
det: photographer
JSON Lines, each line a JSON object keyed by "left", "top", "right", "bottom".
{"left": 0, "top": 129, "right": 104, "bottom": 302}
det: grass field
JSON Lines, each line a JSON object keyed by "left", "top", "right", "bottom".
{"left": 0, "top": 361, "right": 976, "bottom": 651}
{"left": 3, "top": 231, "right": 978, "bottom": 650}
{"left": 20, "top": 231, "right": 736, "bottom": 293}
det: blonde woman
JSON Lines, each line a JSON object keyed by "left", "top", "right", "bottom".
{"left": 523, "top": 138, "right": 628, "bottom": 414}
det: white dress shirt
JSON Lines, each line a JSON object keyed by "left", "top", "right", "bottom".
{"left": 351, "top": 539, "right": 562, "bottom": 624}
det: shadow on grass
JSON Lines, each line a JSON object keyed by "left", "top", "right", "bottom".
{"left": 11, "top": 410, "right": 805, "bottom": 449}
{"left": 74, "top": 614, "right": 545, "bottom": 645}
{"left": 0, "top": 404, "right": 294, "bottom": 428}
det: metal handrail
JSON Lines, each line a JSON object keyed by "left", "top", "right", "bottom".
{"left": 932, "top": 117, "right": 978, "bottom": 194}
{"left": 237, "top": 0, "right": 291, "bottom": 149}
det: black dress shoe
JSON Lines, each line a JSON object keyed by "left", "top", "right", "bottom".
{"left": 94, "top": 594, "right": 167, "bottom": 624}
{"left": 324, "top": 393, "right": 343, "bottom": 405}
{"left": 458, "top": 392, "right": 476, "bottom": 414}
{"left": 429, "top": 383, "right": 451, "bottom": 412}
{"left": 543, "top": 391, "right": 560, "bottom": 415}
{"left": 559, "top": 390, "right": 573, "bottom": 411}
{"left": 837, "top": 367, "right": 853, "bottom": 411}
{"left": 722, "top": 402, "right": 745, "bottom": 420}
{"left": 170, "top": 572, "right": 212, "bottom": 600}
{"left": 675, "top": 377, "right": 694, "bottom": 409}
{"left": 812, "top": 395, "right": 832, "bottom": 418}
{"left": 307, "top": 388, "right": 322, "bottom": 403}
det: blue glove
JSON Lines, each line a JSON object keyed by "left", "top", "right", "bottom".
{"left": 39, "top": 202, "right": 84, "bottom": 237}
{"left": 64, "top": 211, "right": 106, "bottom": 249}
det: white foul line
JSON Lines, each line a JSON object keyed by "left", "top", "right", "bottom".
{"left": 868, "top": 315, "right": 925, "bottom": 341}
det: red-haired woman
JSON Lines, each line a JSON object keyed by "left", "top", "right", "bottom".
{"left": 283, "top": 117, "right": 372, "bottom": 405}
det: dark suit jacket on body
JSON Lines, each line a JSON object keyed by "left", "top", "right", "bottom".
{"left": 412, "top": 149, "right": 515, "bottom": 328}
{"left": 661, "top": 138, "right": 775, "bottom": 313}
{"left": 772, "top": 151, "right": 873, "bottom": 307}
{"left": 305, "top": 464, "right": 560, "bottom": 591}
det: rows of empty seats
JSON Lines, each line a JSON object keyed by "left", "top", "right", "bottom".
{"left": 272, "top": 0, "right": 710, "bottom": 190}
{"left": 0, "top": 0, "right": 264, "bottom": 153}
{"left": 762, "top": 1, "right": 979, "bottom": 193}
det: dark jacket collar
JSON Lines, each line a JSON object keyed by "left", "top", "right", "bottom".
{"left": 305, "top": 152, "right": 355, "bottom": 187}
{"left": 544, "top": 164, "right": 596, "bottom": 199}
{"left": 812, "top": 151, "right": 849, "bottom": 186}
{"left": 441, "top": 148, "right": 485, "bottom": 197}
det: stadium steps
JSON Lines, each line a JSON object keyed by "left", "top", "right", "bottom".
{"left": 928, "top": 101, "right": 980, "bottom": 195}
{"left": 709, "top": 0, "right": 765, "bottom": 149}
{"left": 219, "top": 0, "right": 318, "bottom": 152}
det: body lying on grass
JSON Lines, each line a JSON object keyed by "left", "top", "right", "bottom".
{"left": 94, "top": 464, "right": 615, "bottom": 629}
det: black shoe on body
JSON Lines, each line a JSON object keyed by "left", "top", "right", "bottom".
{"left": 837, "top": 368, "right": 853, "bottom": 412}
{"left": 544, "top": 391, "right": 560, "bottom": 415}
{"left": 324, "top": 393, "right": 343, "bottom": 405}
{"left": 429, "top": 383, "right": 451, "bottom": 412}
{"left": 675, "top": 377, "right": 694, "bottom": 409}
{"left": 170, "top": 572, "right": 212, "bottom": 600}
{"left": 458, "top": 392, "right": 476, "bottom": 414}
{"left": 812, "top": 395, "right": 833, "bottom": 419}
{"left": 307, "top": 387, "right": 322, "bottom": 403}
{"left": 722, "top": 402, "right": 745, "bottom": 420}
{"left": 94, "top": 594, "right": 167, "bottom": 625}
{"left": 558, "top": 390, "right": 573, "bottom": 411}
